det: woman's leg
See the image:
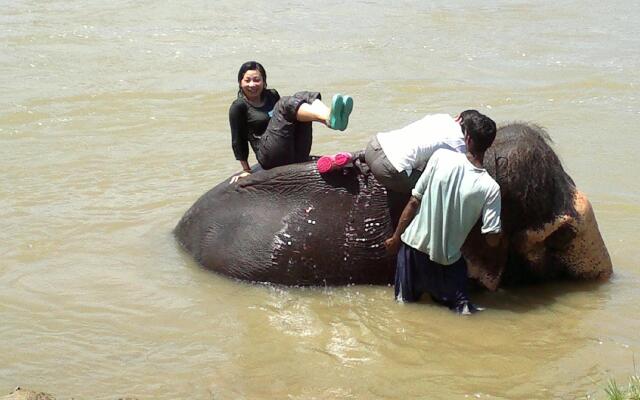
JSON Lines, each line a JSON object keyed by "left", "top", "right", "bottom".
{"left": 296, "top": 99, "right": 330, "bottom": 124}
{"left": 258, "top": 91, "right": 352, "bottom": 169}
{"left": 296, "top": 93, "right": 353, "bottom": 131}
{"left": 283, "top": 91, "right": 351, "bottom": 127}
{"left": 257, "top": 92, "right": 321, "bottom": 169}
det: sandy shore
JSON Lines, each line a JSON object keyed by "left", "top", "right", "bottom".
{"left": 1, "top": 387, "right": 138, "bottom": 400}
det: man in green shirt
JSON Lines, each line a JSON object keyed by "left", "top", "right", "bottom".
{"left": 384, "top": 110, "right": 501, "bottom": 314}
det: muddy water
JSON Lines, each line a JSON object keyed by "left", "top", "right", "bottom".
{"left": 1, "top": 1, "right": 639, "bottom": 399}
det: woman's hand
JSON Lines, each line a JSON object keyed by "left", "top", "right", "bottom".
{"left": 229, "top": 171, "right": 251, "bottom": 184}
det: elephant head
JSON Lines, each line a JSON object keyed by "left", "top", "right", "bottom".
{"left": 464, "top": 123, "right": 612, "bottom": 289}
{"left": 509, "top": 189, "right": 612, "bottom": 281}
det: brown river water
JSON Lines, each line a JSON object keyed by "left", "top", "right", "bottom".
{"left": 1, "top": 1, "right": 639, "bottom": 399}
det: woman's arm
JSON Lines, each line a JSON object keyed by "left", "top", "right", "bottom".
{"left": 229, "top": 100, "right": 251, "bottom": 172}
{"left": 239, "top": 160, "right": 251, "bottom": 173}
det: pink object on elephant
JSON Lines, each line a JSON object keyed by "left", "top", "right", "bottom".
{"left": 317, "top": 152, "right": 353, "bottom": 173}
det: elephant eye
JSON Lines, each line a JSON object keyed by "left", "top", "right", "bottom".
{"left": 544, "top": 224, "right": 577, "bottom": 251}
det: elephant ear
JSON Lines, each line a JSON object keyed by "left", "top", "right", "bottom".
{"left": 508, "top": 191, "right": 612, "bottom": 281}
{"left": 461, "top": 222, "right": 508, "bottom": 291}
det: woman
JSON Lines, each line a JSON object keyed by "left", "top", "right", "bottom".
{"left": 228, "top": 61, "right": 353, "bottom": 182}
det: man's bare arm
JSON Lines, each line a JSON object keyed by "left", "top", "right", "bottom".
{"left": 384, "top": 196, "right": 421, "bottom": 254}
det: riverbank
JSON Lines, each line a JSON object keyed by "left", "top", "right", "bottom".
{"left": 1, "top": 387, "right": 137, "bottom": 400}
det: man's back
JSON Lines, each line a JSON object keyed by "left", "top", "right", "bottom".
{"left": 376, "top": 114, "right": 466, "bottom": 174}
{"left": 400, "top": 149, "right": 501, "bottom": 265}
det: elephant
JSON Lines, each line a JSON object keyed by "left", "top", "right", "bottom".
{"left": 174, "top": 122, "right": 612, "bottom": 290}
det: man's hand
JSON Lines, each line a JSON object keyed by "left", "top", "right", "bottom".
{"left": 384, "top": 236, "right": 401, "bottom": 255}
{"left": 229, "top": 171, "right": 251, "bottom": 184}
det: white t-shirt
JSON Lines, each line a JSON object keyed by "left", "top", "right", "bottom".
{"left": 376, "top": 113, "right": 466, "bottom": 176}
{"left": 400, "top": 149, "right": 501, "bottom": 265}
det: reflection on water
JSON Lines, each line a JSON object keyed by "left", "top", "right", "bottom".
{"left": 1, "top": 0, "right": 640, "bottom": 398}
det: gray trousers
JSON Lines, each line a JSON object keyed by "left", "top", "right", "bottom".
{"left": 257, "top": 91, "right": 321, "bottom": 170}
{"left": 364, "top": 135, "right": 422, "bottom": 194}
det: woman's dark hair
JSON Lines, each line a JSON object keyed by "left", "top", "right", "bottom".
{"left": 237, "top": 61, "right": 267, "bottom": 94}
{"left": 459, "top": 109, "right": 497, "bottom": 153}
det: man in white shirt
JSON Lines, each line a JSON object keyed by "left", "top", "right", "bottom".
{"left": 364, "top": 112, "right": 468, "bottom": 194}
{"left": 384, "top": 110, "right": 501, "bottom": 315}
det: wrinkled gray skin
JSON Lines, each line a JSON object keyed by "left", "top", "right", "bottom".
{"left": 174, "top": 123, "right": 612, "bottom": 289}
{"left": 175, "top": 159, "right": 395, "bottom": 285}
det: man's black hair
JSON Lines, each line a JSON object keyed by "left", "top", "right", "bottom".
{"left": 460, "top": 109, "right": 497, "bottom": 153}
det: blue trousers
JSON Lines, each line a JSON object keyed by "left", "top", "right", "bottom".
{"left": 394, "top": 242, "right": 473, "bottom": 312}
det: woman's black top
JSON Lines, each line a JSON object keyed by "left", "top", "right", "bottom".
{"left": 228, "top": 89, "right": 280, "bottom": 161}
